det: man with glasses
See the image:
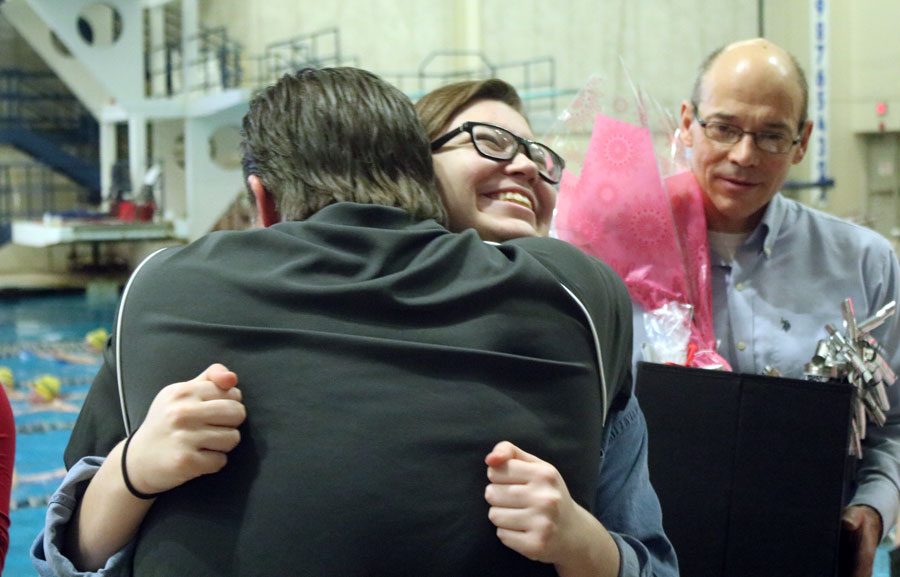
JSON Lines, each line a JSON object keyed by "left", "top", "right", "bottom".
{"left": 678, "top": 38, "right": 900, "bottom": 577}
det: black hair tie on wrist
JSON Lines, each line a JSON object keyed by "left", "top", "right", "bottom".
{"left": 121, "top": 434, "right": 164, "bottom": 500}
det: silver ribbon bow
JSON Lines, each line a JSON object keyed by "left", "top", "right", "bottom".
{"left": 804, "top": 299, "right": 896, "bottom": 457}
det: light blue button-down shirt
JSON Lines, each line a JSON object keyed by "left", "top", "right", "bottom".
{"left": 710, "top": 193, "right": 899, "bottom": 536}
{"left": 633, "top": 192, "right": 900, "bottom": 537}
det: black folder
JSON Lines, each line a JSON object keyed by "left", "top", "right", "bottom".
{"left": 636, "top": 362, "right": 855, "bottom": 577}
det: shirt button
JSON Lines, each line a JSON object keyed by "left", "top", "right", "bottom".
{"left": 736, "top": 342, "right": 747, "bottom": 351}
{"left": 736, "top": 282, "right": 746, "bottom": 291}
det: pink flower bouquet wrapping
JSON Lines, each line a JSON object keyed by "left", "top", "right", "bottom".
{"left": 551, "top": 83, "right": 729, "bottom": 370}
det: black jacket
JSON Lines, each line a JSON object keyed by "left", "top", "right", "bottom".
{"left": 66, "top": 202, "right": 633, "bottom": 577}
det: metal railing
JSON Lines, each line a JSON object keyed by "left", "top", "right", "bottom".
{"left": 381, "top": 51, "right": 561, "bottom": 120}
{"left": 189, "top": 27, "right": 243, "bottom": 92}
{"left": 245, "top": 27, "right": 357, "bottom": 88}
{"left": 145, "top": 26, "right": 244, "bottom": 96}
{"left": 142, "top": 24, "right": 566, "bottom": 125}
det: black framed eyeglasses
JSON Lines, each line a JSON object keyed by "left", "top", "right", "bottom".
{"left": 694, "top": 110, "right": 801, "bottom": 155}
{"left": 430, "top": 121, "right": 565, "bottom": 184}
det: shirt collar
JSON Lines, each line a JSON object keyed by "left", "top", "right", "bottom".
{"left": 300, "top": 202, "right": 443, "bottom": 232}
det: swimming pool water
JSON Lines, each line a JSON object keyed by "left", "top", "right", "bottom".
{"left": 3, "top": 290, "right": 116, "bottom": 577}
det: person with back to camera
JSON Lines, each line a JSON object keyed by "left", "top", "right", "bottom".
{"left": 415, "top": 78, "right": 678, "bottom": 577}
{"left": 632, "top": 37, "right": 900, "bottom": 577}
{"left": 32, "top": 67, "right": 640, "bottom": 577}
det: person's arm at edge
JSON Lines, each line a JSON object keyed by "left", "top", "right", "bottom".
{"left": 836, "top": 239, "right": 900, "bottom": 577}
{"left": 554, "top": 503, "right": 622, "bottom": 577}
{"left": 594, "top": 395, "right": 679, "bottom": 577}
{"left": 65, "top": 364, "right": 244, "bottom": 571}
{"left": 849, "top": 411, "right": 899, "bottom": 542}
{"left": 64, "top": 439, "right": 154, "bottom": 570}
{"left": 580, "top": 246, "right": 677, "bottom": 577}
{"left": 31, "top": 456, "right": 135, "bottom": 577}
{"left": 846, "top": 241, "right": 900, "bottom": 539}
{"left": 484, "top": 441, "right": 621, "bottom": 577}
{"left": 500, "top": 238, "right": 653, "bottom": 576}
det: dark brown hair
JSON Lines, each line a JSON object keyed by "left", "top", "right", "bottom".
{"left": 415, "top": 79, "right": 524, "bottom": 141}
{"left": 241, "top": 67, "right": 446, "bottom": 224}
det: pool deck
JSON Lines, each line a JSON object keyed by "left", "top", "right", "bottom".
{"left": 0, "top": 272, "right": 128, "bottom": 293}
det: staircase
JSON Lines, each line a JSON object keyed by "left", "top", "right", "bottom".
{"left": 0, "top": 69, "right": 99, "bottom": 243}
{"left": 0, "top": 69, "right": 99, "bottom": 193}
